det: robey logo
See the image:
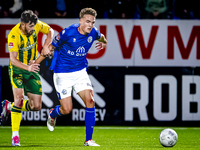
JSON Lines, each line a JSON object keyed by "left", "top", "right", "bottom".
{"left": 72, "top": 74, "right": 106, "bottom": 121}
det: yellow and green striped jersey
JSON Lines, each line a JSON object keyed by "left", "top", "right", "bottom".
{"left": 8, "top": 20, "right": 50, "bottom": 65}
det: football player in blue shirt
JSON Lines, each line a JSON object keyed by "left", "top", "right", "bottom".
{"left": 46, "top": 8, "right": 107, "bottom": 146}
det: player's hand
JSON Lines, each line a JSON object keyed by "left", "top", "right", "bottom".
{"left": 42, "top": 45, "right": 51, "bottom": 57}
{"left": 28, "top": 60, "right": 35, "bottom": 66}
{"left": 41, "top": 45, "right": 54, "bottom": 58}
{"left": 27, "top": 63, "right": 40, "bottom": 73}
{"left": 95, "top": 42, "right": 106, "bottom": 50}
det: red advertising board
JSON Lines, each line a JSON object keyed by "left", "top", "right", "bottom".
{"left": 0, "top": 19, "right": 199, "bottom": 66}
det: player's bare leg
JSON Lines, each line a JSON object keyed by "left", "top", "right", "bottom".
{"left": 59, "top": 97, "right": 73, "bottom": 115}
{"left": 78, "top": 89, "right": 95, "bottom": 108}
{"left": 27, "top": 93, "right": 42, "bottom": 111}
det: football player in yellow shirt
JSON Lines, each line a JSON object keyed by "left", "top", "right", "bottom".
{"left": 1, "top": 10, "right": 54, "bottom": 146}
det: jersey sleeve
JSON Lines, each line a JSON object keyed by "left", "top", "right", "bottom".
{"left": 52, "top": 28, "right": 68, "bottom": 48}
{"left": 94, "top": 26, "right": 101, "bottom": 40}
{"left": 36, "top": 20, "right": 50, "bottom": 34}
{"left": 8, "top": 32, "right": 19, "bottom": 52}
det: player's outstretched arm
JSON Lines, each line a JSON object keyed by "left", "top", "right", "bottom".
{"left": 32, "top": 44, "right": 55, "bottom": 64}
{"left": 33, "top": 55, "right": 45, "bottom": 64}
{"left": 42, "top": 28, "right": 54, "bottom": 56}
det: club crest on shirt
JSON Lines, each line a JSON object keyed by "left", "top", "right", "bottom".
{"left": 87, "top": 36, "right": 92, "bottom": 43}
{"left": 32, "top": 32, "right": 37, "bottom": 39}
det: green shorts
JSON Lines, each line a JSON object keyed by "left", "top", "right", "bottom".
{"left": 9, "top": 65, "right": 42, "bottom": 95}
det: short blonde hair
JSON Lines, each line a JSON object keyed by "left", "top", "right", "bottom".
{"left": 79, "top": 8, "right": 97, "bottom": 19}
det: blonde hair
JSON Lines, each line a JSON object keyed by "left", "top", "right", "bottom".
{"left": 79, "top": 8, "right": 97, "bottom": 18}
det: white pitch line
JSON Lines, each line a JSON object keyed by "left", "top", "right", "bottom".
{"left": 0, "top": 126, "right": 199, "bottom": 130}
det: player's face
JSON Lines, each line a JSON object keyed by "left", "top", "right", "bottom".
{"left": 21, "top": 21, "right": 35, "bottom": 37}
{"left": 79, "top": 14, "right": 95, "bottom": 35}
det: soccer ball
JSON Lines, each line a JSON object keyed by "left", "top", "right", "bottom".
{"left": 159, "top": 128, "right": 178, "bottom": 147}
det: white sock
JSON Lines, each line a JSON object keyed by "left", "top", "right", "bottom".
{"left": 7, "top": 102, "right": 12, "bottom": 111}
{"left": 12, "top": 131, "right": 19, "bottom": 138}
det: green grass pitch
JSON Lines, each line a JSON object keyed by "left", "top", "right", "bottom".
{"left": 0, "top": 126, "right": 199, "bottom": 150}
